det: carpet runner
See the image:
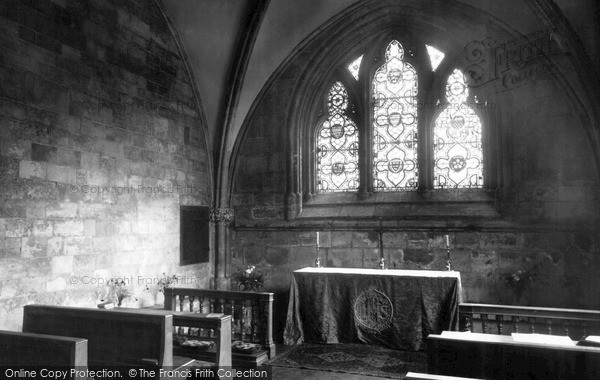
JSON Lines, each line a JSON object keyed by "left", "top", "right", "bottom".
{"left": 268, "top": 343, "right": 428, "bottom": 379}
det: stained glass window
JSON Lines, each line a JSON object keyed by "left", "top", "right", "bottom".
{"left": 316, "top": 82, "right": 359, "bottom": 192}
{"left": 434, "top": 69, "right": 483, "bottom": 188}
{"left": 347, "top": 55, "right": 363, "bottom": 81}
{"left": 426, "top": 45, "right": 445, "bottom": 71}
{"left": 372, "top": 40, "right": 418, "bottom": 191}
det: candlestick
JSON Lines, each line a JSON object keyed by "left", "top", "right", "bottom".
{"left": 315, "top": 231, "right": 321, "bottom": 267}
{"left": 379, "top": 256, "right": 385, "bottom": 270}
{"left": 315, "top": 244, "right": 321, "bottom": 267}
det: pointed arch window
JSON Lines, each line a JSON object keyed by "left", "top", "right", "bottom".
{"left": 311, "top": 40, "right": 490, "bottom": 196}
{"left": 316, "top": 82, "right": 359, "bottom": 192}
{"left": 372, "top": 40, "right": 419, "bottom": 191}
{"left": 434, "top": 69, "right": 483, "bottom": 188}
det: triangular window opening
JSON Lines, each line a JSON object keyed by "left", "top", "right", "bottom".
{"left": 426, "top": 45, "right": 445, "bottom": 71}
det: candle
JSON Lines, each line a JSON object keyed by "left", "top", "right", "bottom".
{"left": 316, "top": 232, "right": 319, "bottom": 248}
{"left": 445, "top": 234, "right": 449, "bottom": 248}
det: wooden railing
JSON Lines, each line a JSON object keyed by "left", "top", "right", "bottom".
{"left": 164, "top": 287, "right": 275, "bottom": 361}
{"left": 459, "top": 303, "right": 600, "bottom": 340}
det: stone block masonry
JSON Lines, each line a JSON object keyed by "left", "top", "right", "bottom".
{"left": 0, "top": 0, "right": 211, "bottom": 330}
{"left": 234, "top": 229, "right": 599, "bottom": 311}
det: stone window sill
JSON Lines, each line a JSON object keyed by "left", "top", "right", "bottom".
{"left": 299, "top": 189, "right": 499, "bottom": 221}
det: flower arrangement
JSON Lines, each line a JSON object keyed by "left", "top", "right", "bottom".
{"left": 502, "top": 270, "right": 533, "bottom": 297}
{"left": 106, "top": 278, "right": 133, "bottom": 307}
{"left": 149, "top": 273, "right": 179, "bottom": 306}
{"left": 158, "top": 273, "right": 179, "bottom": 293}
{"left": 501, "top": 261, "right": 542, "bottom": 302}
{"left": 232, "top": 265, "right": 266, "bottom": 291}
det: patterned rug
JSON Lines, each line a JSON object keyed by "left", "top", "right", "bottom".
{"left": 268, "top": 344, "right": 427, "bottom": 379}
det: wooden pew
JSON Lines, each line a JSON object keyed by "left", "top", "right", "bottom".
{"left": 427, "top": 332, "right": 600, "bottom": 379}
{"left": 0, "top": 330, "right": 87, "bottom": 377}
{"left": 164, "top": 287, "right": 274, "bottom": 366}
{"left": 23, "top": 305, "right": 173, "bottom": 368}
{"left": 22, "top": 305, "right": 232, "bottom": 378}
{"left": 405, "top": 372, "right": 483, "bottom": 380}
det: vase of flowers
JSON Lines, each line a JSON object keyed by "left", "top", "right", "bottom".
{"left": 232, "top": 265, "right": 266, "bottom": 291}
{"left": 501, "top": 262, "right": 542, "bottom": 303}
{"left": 502, "top": 270, "right": 533, "bottom": 302}
{"left": 106, "top": 278, "right": 132, "bottom": 307}
{"left": 156, "top": 273, "right": 178, "bottom": 305}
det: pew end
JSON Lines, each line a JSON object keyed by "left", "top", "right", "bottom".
{"left": 0, "top": 330, "right": 88, "bottom": 369}
{"left": 405, "top": 372, "right": 483, "bottom": 380}
{"left": 172, "top": 312, "right": 232, "bottom": 368}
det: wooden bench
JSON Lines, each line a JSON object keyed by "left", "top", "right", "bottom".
{"left": 427, "top": 331, "right": 600, "bottom": 379}
{"left": 164, "top": 287, "right": 275, "bottom": 366}
{"left": 405, "top": 373, "right": 483, "bottom": 380}
{"left": 0, "top": 330, "right": 87, "bottom": 378}
{"left": 23, "top": 305, "right": 232, "bottom": 378}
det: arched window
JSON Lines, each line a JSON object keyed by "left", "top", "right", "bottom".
{"left": 372, "top": 40, "right": 419, "bottom": 191}
{"left": 434, "top": 69, "right": 483, "bottom": 188}
{"left": 313, "top": 39, "right": 488, "bottom": 195}
{"left": 316, "top": 82, "right": 359, "bottom": 192}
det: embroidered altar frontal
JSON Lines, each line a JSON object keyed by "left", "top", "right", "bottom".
{"left": 284, "top": 268, "right": 462, "bottom": 351}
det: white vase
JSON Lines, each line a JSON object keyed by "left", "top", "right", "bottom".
{"left": 155, "top": 291, "right": 165, "bottom": 306}
{"left": 140, "top": 291, "right": 155, "bottom": 307}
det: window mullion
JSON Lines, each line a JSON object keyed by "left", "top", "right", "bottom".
{"left": 419, "top": 72, "right": 434, "bottom": 190}
{"left": 361, "top": 53, "right": 374, "bottom": 196}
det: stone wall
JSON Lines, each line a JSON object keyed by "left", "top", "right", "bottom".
{"left": 233, "top": 230, "right": 599, "bottom": 307}
{"left": 233, "top": 228, "right": 600, "bottom": 341}
{"left": 0, "top": 0, "right": 210, "bottom": 330}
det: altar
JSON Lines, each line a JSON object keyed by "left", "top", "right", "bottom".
{"left": 283, "top": 267, "right": 462, "bottom": 351}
